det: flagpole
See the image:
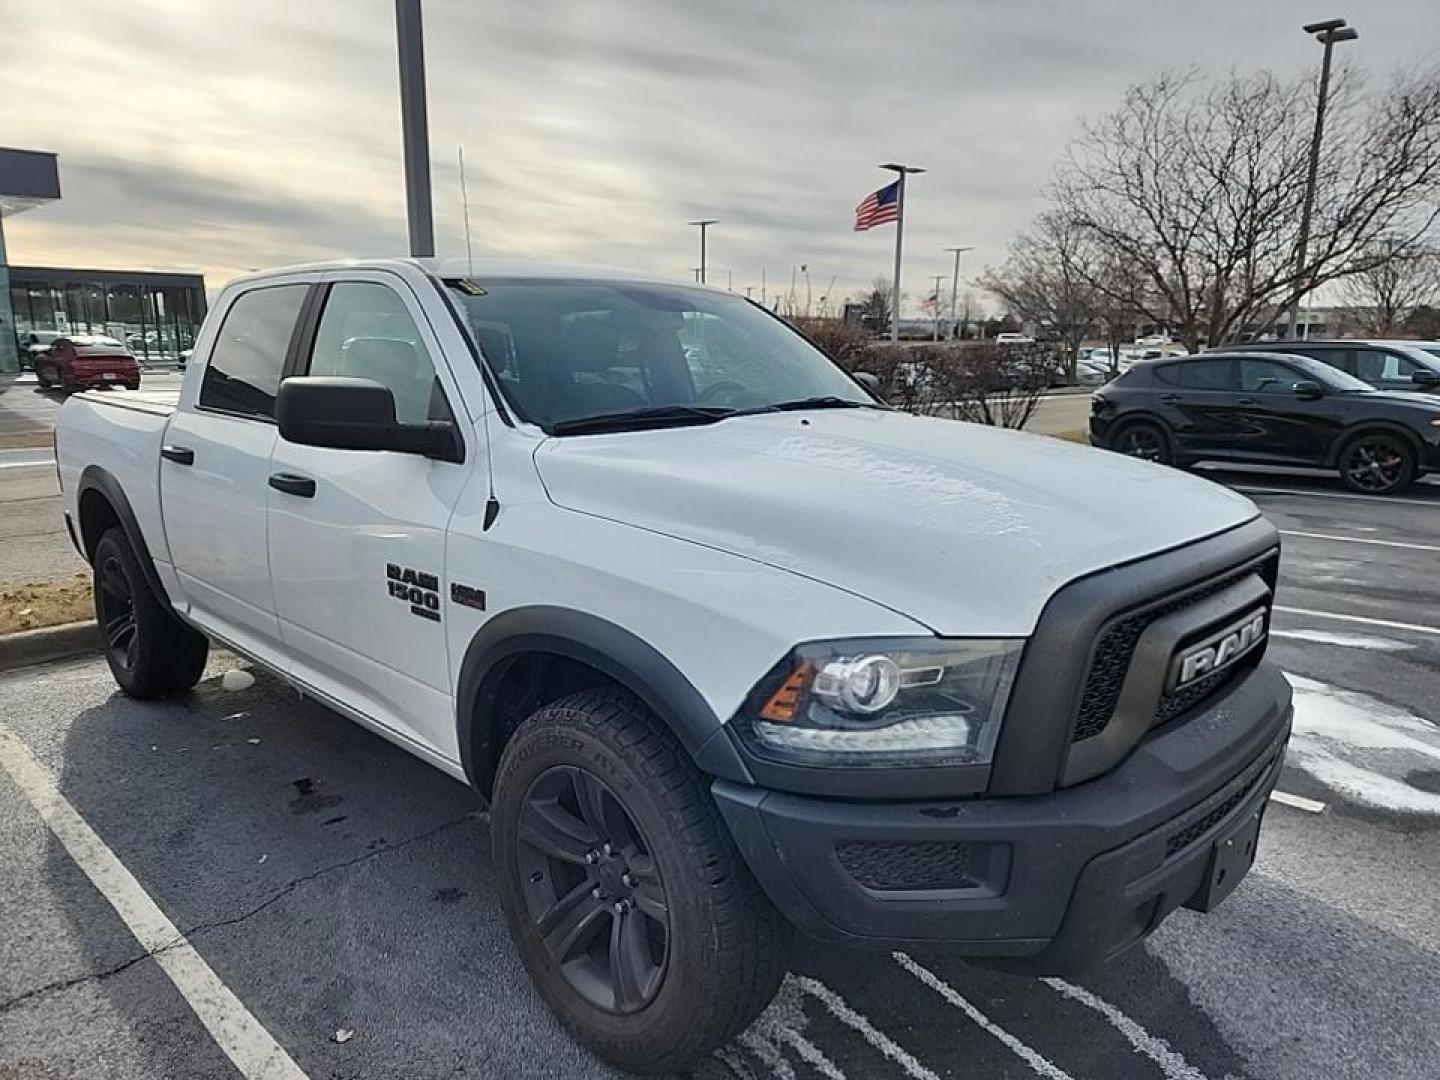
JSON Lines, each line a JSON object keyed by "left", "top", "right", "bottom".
{"left": 880, "top": 163, "right": 924, "bottom": 343}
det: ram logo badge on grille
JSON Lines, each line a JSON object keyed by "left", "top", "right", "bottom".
{"left": 1170, "top": 609, "right": 1267, "bottom": 691}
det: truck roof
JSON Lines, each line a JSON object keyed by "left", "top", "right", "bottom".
{"left": 225, "top": 257, "right": 700, "bottom": 292}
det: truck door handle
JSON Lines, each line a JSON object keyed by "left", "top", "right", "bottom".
{"left": 1159, "top": 394, "right": 1181, "bottom": 403}
{"left": 268, "top": 472, "right": 316, "bottom": 498}
{"left": 160, "top": 444, "right": 194, "bottom": 465}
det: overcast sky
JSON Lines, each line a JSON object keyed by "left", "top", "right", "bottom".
{"left": 3, "top": 0, "right": 1438, "bottom": 316}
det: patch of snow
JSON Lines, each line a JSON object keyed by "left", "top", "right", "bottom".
{"left": 1285, "top": 673, "right": 1440, "bottom": 816}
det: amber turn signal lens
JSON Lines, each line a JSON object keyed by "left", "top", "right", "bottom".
{"left": 759, "top": 662, "right": 814, "bottom": 722}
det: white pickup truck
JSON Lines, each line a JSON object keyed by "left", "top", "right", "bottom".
{"left": 56, "top": 259, "right": 1293, "bottom": 1074}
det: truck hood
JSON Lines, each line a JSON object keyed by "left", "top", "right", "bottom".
{"left": 534, "top": 409, "right": 1258, "bottom": 636}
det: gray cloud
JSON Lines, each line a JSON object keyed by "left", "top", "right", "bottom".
{"left": 2, "top": 0, "right": 1437, "bottom": 312}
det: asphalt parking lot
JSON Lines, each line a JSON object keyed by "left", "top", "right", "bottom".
{"left": 2, "top": 468, "right": 1439, "bottom": 1080}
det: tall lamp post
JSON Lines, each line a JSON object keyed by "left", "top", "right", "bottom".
{"left": 928, "top": 275, "right": 946, "bottom": 341}
{"left": 1287, "top": 17, "right": 1359, "bottom": 339}
{"left": 880, "top": 163, "right": 924, "bottom": 342}
{"left": 395, "top": 0, "right": 434, "bottom": 257}
{"left": 945, "top": 245, "right": 973, "bottom": 339}
{"left": 689, "top": 219, "right": 718, "bottom": 284}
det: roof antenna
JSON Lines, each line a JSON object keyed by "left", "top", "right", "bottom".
{"left": 458, "top": 144, "right": 475, "bottom": 277}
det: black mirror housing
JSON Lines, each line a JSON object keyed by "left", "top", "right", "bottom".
{"left": 277, "top": 377, "right": 462, "bottom": 462}
{"left": 1292, "top": 379, "right": 1324, "bottom": 400}
{"left": 1411, "top": 369, "right": 1440, "bottom": 387}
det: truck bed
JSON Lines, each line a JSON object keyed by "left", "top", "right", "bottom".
{"left": 55, "top": 388, "right": 177, "bottom": 575}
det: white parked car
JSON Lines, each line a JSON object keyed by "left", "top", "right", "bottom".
{"left": 56, "top": 259, "right": 1292, "bottom": 1074}
{"left": 995, "top": 332, "right": 1035, "bottom": 344}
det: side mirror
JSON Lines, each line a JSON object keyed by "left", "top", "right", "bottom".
{"left": 1293, "top": 380, "right": 1324, "bottom": 401}
{"left": 1411, "top": 369, "right": 1440, "bottom": 387}
{"left": 853, "top": 370, "right": 882, "bottom": 394}
{"left": 277, "top": 377, "right": 462, "bottom": 462}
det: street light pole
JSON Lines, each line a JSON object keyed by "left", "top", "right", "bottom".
{"left": 1288, "top": 17, "right": 1359, "bottom": 338}
{"left": 945, "top": 245, "right": 973, "bottom": 339}
{"left": 880, "top": 163, "right": 925, "bottom": 343}
{"left": 395, "top": 0, "right": 434, "bottom": 258}
{"left": 689, "top": 220, "right": 718, "bottom": 284}
{"left": 929, "top": 275, "right": 946, "bottom": 341}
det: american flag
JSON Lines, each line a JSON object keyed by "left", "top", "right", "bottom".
{"left": 854, "top": 181, "right": 900, "bottom": 231}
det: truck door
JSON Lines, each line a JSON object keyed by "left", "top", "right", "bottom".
{"left": 266, "top": 273, "right": 475, "bottom": 758}
{"left": 161, "top": 282, "right": 310, "bottom": 657}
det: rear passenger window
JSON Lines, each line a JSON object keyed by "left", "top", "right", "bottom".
{"left": 1157, "top": 359, "right": 1233, "bottom": 390}
{"left": 306, "top": 282, "right": 450, "bottom": 425}
{"left": 1352, "top": 348, "right": 1418, "bottom": 382}
{"left": 199, "top": 285, "right": 307, "bottom": 419}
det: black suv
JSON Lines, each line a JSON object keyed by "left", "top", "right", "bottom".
{"left": 1211, "top": 339, "right": 1440, "bottom": 394}
{"left": 1090, "top": 351, "right": 1440, "bottom": 494}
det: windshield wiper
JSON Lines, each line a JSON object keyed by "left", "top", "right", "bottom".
{"left": 738, "top": 395, "right": 884, "bottom": 415}
{"left": 549, "top": 405, "right": 737, "bottom": 436}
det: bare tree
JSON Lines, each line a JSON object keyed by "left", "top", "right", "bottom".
{"left": 1338, "top": 236, "right": 1440, "bottom": 334}
{"left": 858, "top": 277, "right": 894, "bottom": 335}
{"left": 979, "top": 212, "right": 1099, "bottom": 382}
{"left": 1048, "top": 68, "right": 1440, "bottom": 351}
{"left": 941, "top": 344, "right": 1052, "bottom": 429}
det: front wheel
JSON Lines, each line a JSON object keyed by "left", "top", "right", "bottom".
{"left": 1113, "top": 421, "right": 1172, "bottom": 466}
{"left": 92, "top": 527, "right": 209, "bottom": 698}
{"left": 1338, "top": 433, "right": 1415, "bottom": 495}
{"left": 491, "top": 689, "right": 789, "bottom": 1074}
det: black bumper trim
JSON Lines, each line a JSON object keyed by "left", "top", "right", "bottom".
{"left": 713, "top": 662, "right": 1292, "bottom": 975}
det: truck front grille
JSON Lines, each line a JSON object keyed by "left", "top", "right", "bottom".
{"left": 1072, "top": 553, "right": 1278, "bottom": 744}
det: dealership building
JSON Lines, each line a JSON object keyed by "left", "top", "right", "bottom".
{"left": 1, "top": 147, "right": 207, "bottom": 372}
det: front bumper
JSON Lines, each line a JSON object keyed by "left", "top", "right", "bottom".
{"left": 714, "top": 661, "right": 1292, "bottom": 975}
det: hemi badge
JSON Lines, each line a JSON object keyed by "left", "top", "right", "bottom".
{"left": 451, "top": 583, "right": 487, "bottom": 611}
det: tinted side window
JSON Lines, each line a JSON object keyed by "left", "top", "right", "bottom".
{"left": 306, "top": 282, "right": 449, "bottom": 425}
{"left": 1352, "top": 348, "right": 1419, "bottom": 382}
{"left": 1238, "top": 359, "right": 1303, "bottom": 393}
{"left": 1157, "top": 359, "right": 1233, "bottom": 390}
{"left": 199, "top": 285, "right": 307, "bottom": 419}
{"left": 1285, "top": 347, "right": 1351, "bottom": 375}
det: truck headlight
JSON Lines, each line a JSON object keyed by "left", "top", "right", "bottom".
{"left": 737, "top": 638, "right": 1023, "bottom": 768}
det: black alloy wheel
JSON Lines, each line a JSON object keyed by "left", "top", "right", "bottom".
{"left": 1339, "top": 434, "right": 1413, "bottom": 495}
{"left": 96, "top": 550, "right": 139, "bottom": 675}
{"left": 516, "top": 764, "right": 669, "bottom": 1015}
{"left": 1115, "top": 423, "right": 1170, "bottom": 464}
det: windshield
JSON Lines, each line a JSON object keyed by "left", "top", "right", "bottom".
{"left": 444, "top": 278, "right": 874, "bottom": 432}
{"left": 1276, "top": 353, "right": 1375, "bottom": 393}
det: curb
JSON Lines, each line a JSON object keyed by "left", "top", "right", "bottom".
{"left": 0, "top": 621, "right": 100, "bottom": 672}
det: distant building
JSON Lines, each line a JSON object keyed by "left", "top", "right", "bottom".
{"left": 1, "top": 147, "right": 206, "bottom": 371}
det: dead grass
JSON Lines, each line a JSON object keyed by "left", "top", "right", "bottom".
{"left": 1051, "top": 429, "right": 1090, "bottom": 444}
{"left": 0, "top": 574, "right": 93, "bottom": 634}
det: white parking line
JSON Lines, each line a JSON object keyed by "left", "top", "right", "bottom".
{"left": 1040, "top": 978, "right": 1211, "bottom": 1080}
{"left": 1278, "top": 529, "right": 1440, "bottom": 553}
{"left": 1270, "top": 790, "right": 1327, "bottom": 813}
{"left": 795, "top": 974, "right": 942, "bottom": 1080}
{"left": 1271, "top": 628, "right": 1412, "bottom": 651}
{"left": 1233, "top": 485, "right": 1440, "bottom": 507}
{"left": 892, "top": 953, "right": 1075, "bottom": 1080}
{"left": 1273, "top": 605, "right": 1440, "bottom": 638}
{"left": 0, "top": 722, "right": 309, "bottom": 1080}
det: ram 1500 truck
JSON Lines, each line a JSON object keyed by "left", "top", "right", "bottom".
{"left": 56, "top": 259, "right": 1292, "bottom": 1074}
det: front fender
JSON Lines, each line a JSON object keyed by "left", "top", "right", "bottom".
{"left": 455, "top": 606, "right": 753, "bottom": 794}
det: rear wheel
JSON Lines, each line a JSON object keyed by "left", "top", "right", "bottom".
{"left": 92, "top": 527, "right": 209, "bottom": 698}
{"left": 1338, "top": 433, "right": 1414, "bottom": 495}
{"left": 1113, "top": 421, "right": 1172, "bottom": 466}
{"left": 491, "top": 689, "right": 789, "bottom": 1074}
{"left": 35, "top": 364, "right": 53, "bottom": 388}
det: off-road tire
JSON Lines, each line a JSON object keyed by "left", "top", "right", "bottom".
{"left": 491, "top": 688, "right": 790, "bottom": 1074}
{"left": 92, "top": 527, "right": 209, "bottom": 698}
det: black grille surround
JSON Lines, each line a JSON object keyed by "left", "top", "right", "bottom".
{"left": 1071, "top": 552, "right": 1279, "bottom": 744}
{"left": 1165, "top": 745, "right": 1280, "bottom": 858}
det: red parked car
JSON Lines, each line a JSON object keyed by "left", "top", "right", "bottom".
{"left": 34, "top": 336, "right": 141, "bottom": 392}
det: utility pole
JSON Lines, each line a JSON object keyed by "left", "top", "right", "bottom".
{"left": 689, "top": 219, "right": 717, "bottom": 284}
{"left": 929, "top": 274, "right": 945, "bottom": 341}
{"left": 945, "top": 246, "right": 973, "bottom": 340}
{"left": 1288, "top": 17, "right": 1359, "bottom": 338}
{"left": 880, "top": 163, "right": 924, "bottom": 343}
{"left": 395, "top": 0, "right": 434, "bottom": 257}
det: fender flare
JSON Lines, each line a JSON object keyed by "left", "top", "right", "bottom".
{"left": 75, "top": 466, "right": 173, "bottom": 607}
{"left": 454, "top": 606, "right": 751, "bottom": 794}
